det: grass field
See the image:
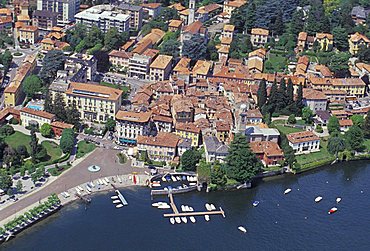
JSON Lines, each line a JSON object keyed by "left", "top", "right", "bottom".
{"left": 4, "top": 131, "right": 31, "bottom": 153}
{"left": 295, "top": 140, "right": 334, "bottom": 168}
{"left": 264, "top": 53, "right": 288, "bottom": 73}
{"left": 41, "top": 141, "right": 63, "bottom": 162}
{"left": 77, "top": 140, "right": 96, "bottom": 158}
{"left": 271, "top": 120, "right": 304, "bottom": 135}
{"left": 100, "top": 82, "right": 130, "bottom": 93}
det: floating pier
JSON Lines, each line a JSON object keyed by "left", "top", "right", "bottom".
{"left": 163, "top": 193, "right": 225, "bottom": 218}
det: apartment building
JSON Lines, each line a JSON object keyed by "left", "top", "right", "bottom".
{"left": 108, "top": 50, "right": 132, "bottom": 70}
{"left": 223, "top": 0, "right": 246, "bottom": 15}
{"left": 115, "top": 110, "right": 152, "bottom": 145}
{"left": 174, "top": 122, "right": 201, "bottom": 147}
{"left": 245, "top": 126, "right": 280, "bottom": 143}
{"left": 75, "top": 5, "right": 130, "bottom": 33}
{"left": 117, "top": 3, "right": 143, "bottom": 30}
{"left": 315, "top": 33, "right": 333, "bottom": 51}
{"left": 19, "top": 25, "right": 39, "bottom": 44}
{"left": 149, "top": 55, "right": 173, "bottom": 81}
{"left": 64, "top": 82, "right": 123, "bottom": 122}
{"left": 250, "top": 28, "right": 269, "bottom": 47}
{"left": 349, "top": 32, "right": 370, "bottom": 55}
{"left": 302, "top": 88, "right": 328, "bottom": 113}
{"left": 287, "top": 131, "right": 320, "bottom": 155}
{"left": 32, "top": 10, "right": 58, "bottom": 30}
{"left": 128, "top": 49, "right": 159, "bottom": 80}
{"left": 37, "top": 0, "right": 79, "bottom": 25}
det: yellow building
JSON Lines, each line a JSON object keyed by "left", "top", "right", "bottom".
{"left": 19, "top": 25, "right": 39, "bottom": 44}
{"left": 331, "top": 78, "right": 366, "bottom": 97}
{"left": 223, "top": 0, "right": 246, "bottom": 15}
{"left": 315, "top": 33, "right": 333, "bottom": 51}
{"left": 149, "top": 54, "right": 173, "bottom": 81}
{"left": 4, "top": 54, "right": 37, "bottom": 107}
{"left": 349, "top": 32, "right": 370, "bottom": 55}
{"left": 250, "top": 28, "right": 269, "bottom": 47}
{"left": 64, "top": 82, "right": 123, "bottom": 122}
{"left": 175, "top": 122, "right": 200, "bottom": 147}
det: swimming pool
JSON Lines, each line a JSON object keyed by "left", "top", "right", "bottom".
{"left": 26, "top": 103, "right": 44, "bottom": 111}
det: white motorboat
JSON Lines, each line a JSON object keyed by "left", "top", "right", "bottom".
{"left": 75, "top": 188, "right": 81, "bottom": 194}
{"left": 185, "top": 205, "right": 190, "bottom": 211}
{"left": 158, "top": 204, "right": 171, "bottom": 209}
{"left": 210, "top": 204, "right": 216, "bottom": 210}
{"left": 171, "top": 176, "right": 177, "bottom": 182}
{"left": 65, "top": 192, "right": 70, "bottom": 197}
{"left": 162, "top": 176, "right": 167, "bottom": 182}
{"left": 205, "top": 203, "right": 212, "bottom": 211}
{"left": 181, "top": 205, "right": 186, "bottom": 212}
{"left": 336, "top": 197, "right": 342, "bottom": 203}
{"left": 116, "top": 204, "right": 123, "bottom": 208}
{"left": 315, "top": 196, "right": 323, "bottom": 203}
{"left": 170, "top": 218, "right": 175, "bottom": 224}
{"left": 238, "top": 226, "right": 247, "bottom": 233}
{"left": 186, "top": 176, "right": 190, "bottom": 181}
{"left": 98, "top": 179, "right": 103, "bottom": 185}
{"left": 103, "top": 179, "right": 108, "bottom": 186}
{"left": 181, "top": 217, "right": 188, "bottom": 223}
{"left": 189, "top": 182, "right": 197, "bottom": 186}
{"left": 284, "top": 188, "right": 292, "bottom": 194}
{"left": 89, "top": 181, "right": 95, "bottom": 188}
{"left": 205, "top": 215, "right": 210, "bottom": 221}
{"left": 152, "top": 202, "right": 160, "bottom": 207}
{"left": 188, "top": 207, "right": 194, "bottom": 212}
{"left": 111, "top": 196, "right": 118, "bottom": 199}
{"left": 77, "top": 186, "right": 84, "bottom": 191}
{"left": 328, "top": 207, "right": 338, "bottom": 214}
{"left": 104, "top": 177, "right": 110, "bottom": 183}
{"left": 113, "top": 200, "right": 121, "bottom": 204}
{"left": 151, "top": 183, "right": 161, "bottom": 187}
{"left": 117, "top": 176, "right": 122, "bottom": 183}
{"left": 190, "top": 216, "right": 196, "bottom": 223}
{"left": 175, "top": 217, "right": 181, "bottom": 224}
{"left": 176, "top": 176, "right": 181, "bottom": 181}
{"left": 86, "top": 186, "right": 92, "bottom": 192}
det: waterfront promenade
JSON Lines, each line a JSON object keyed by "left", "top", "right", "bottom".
{"left": 0, "top": 148, "right": 145, "bottom": 224}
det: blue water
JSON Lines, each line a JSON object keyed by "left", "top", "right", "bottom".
{"left": 26, "top": 104, "right": 43, "bottom": 111}
{"left": 2, "top": 161, "right": 370, "bottom": 251}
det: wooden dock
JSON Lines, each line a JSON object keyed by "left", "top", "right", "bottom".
{"left": 164, "top": 193, "right": 225, "bottom": 218}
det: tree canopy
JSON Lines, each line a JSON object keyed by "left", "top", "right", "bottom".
{"left": 182, "top": 34, "right": 207, "bottom": 61}
{"left": 60, "top": 128, "right": 75, "bottom": 153}
{"left": 181, "top": 149, "right": 201, "bottom": 171}
{"left": 39, "top": 50, "right": 65, "bottom": 85}
{"left": 23, "top": 75, "right": 42, "bottom": 98}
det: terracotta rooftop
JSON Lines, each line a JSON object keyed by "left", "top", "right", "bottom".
{"left": 20, "top": 25, "right": 38, "bottom": 32}
{"left": 331, "top": 78, "right": 366, "bottom": 87}
{"left": 220, "top": 36, "right": 233, "bottom": 45}
{"left": 51, "top": 121, "right": 74, "bottom": 129}
{"left": 287, "top": 131, "right": 320, "bottom": 144}
{"left": 192, "top": 60, "right": 211, "bottom": 76}
{"left": 168, "top": 19, "right": 183, "bottom": 28}
{"left": 20, "top": 107, "right": 55, "bottom": 120}
{"left": 223, "top": 24, "right": 235, "bottom": 32}
{"left": 115, "top": 110, "right": 151, "bottom": 123}
{"left": 150, "top": 55, "right": 172, "bottom": 69}
{"left": 246, "top": 109, "right": 263, "bottom": 118}
{"left": 141, "top": 3, "right": 161, "bottom": 9}
{"left": 183, "top": 20, "right": 203, "bottom": 34}
{"left": 316, "top": 32, "right": 333, "bottom": 40}
{"left": 303, "top": 88, "right": 327, "bottom": 100}
{"left": 108, "top": 50, "right": 132, "bottom": 59}
{"left": 197, "top": 3, "right": 221, "bottom": 14}
{"left": 251, "top": 28, "right": 269, "bottom": 36}
{"left": 298, "top": 31, "right": 307, "bottom": 41}
{"left": 173, "top": 57, "right": 191, "bottom": 74}
{"left": 339, "top": 119, "right": 353, "bottom": 127}
{"left": 66, "top": 82, "right": 123, "bottom": 101}
{"left": 175, "top": 122, "right": 200, "bottom": 134}
{"left": 168, "top": 3, "right": 186, "bottom": 11}
{"left": 250, "top": 141, "right": 283, "bottom": 157}
{"left": 137, "top": 132, "right": 180, "bottom": 148}
{"left": 152, "top": 114, "right": 173, "bottom": 123}
{"left": 120, "top": 39, "right": 136, "bottom": 51}
{"left": 349, "top": 32, "right": 370, "bottom": 43}
{"left": 225, "top": 0, "right": 246, "bottom": 8}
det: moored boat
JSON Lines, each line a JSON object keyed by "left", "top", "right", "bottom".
{"left": 113, "top": 200, "right": 121, "bottom": 204}
{"left": 190, "top": 216, "right": 196, "bottom": 223}
{"left": 315, "top": 196, "right": 323, "bottom": 203}
{"left": 328, "top": 207, "right": 338, "bottom": 214}
{"left": 205, "top": 215, "right": 210, "bottom": 221}
{"left": 158, "top": 204, "right": 171, "bottom": 209}
{"left": 171, "top": 176, "right": 177, "bottom": 182}
{"left": 116, "top": 204, "right": 123, "bottom": 208}
{"left": 253, "top": 201, "right": 260, "bottom": 207}
{"left": 284, "top": 188, "right": 292, "bottom": 194}
{"left": 188, "top": 207, "right": 194, "bottom": 212}
{"left": 117, "top": 176, "right": 122, "bottom": 183}
{"left": 210, "top": 204, "right": 216, "bottom": 210}
{"left": 181, "top": 217, "right": 188, "bottom": 223}
{"left": 104, "top": 177, "right": 110, "bottom": 183}
{"left": 336, "top": 197, "right": 342, "bottom": 203}
{"left": 111, "top": 196, "right": 118, "bottom": 199}
{"left": 170, "top": 218, "right": 175, "bottom": 224}
{"left": 205, "top": 203, "right": 212, "bottom": 211}
{"left": 238, "top": 226, "right": 247, "bottom": 233}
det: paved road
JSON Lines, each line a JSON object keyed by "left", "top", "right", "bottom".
{"left": 0, "top": 148, "right": 143, "bottom": 222}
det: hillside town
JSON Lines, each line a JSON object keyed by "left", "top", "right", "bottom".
{"left": 0, "top": 0, "right": 369, "bottom": 197}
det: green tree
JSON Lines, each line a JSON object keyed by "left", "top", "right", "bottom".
{"left": 364, "top": 110, "right": 370, "bottom": 138}
{"left": 210, "top": 164, "right": 227, "bottom": 187}
{"left": 65, "top": 102, "right": 80, "bottom": 129}
{"left": 40, "top": 123, "right": 52, "bottom": 137}
{"left": 160, "top": 39, "right": 180, "bottom": 58}
{"left": 287, "top": 114, "right": 296, "bottom": 124}
{"left": 327, "top": 136, "right": 345, "bottom": 156}
{"left": 105, "top": 118, "right": 116, "bottom": 132}
{"left": 332, "top": 26, "right": 349, "bottom": 51}
{"left": 104, "top": 28, "right": 129, "bottom": 51}
{"left": 280, "top": 133, "right": 296, "bottom": 168}
{"left": 206, "top": 40, "right": 218, "bottom": 61}
{"left": 30, "top": 128, "right": 38, "bottom": 163}
{"left": 302, "top": 107, "right": 314, "bottom": 124}
{"left": 270, "top": 9, "right": 284, "bottom": 35}
{"left": 225, "top": 134, "right": 262, "bottom": 182}
{"left": 23, "top": 75, "right": 42, "bottom": 98}
{"left": 0, "top": 169, "right": 12, "bottom": 191}
{"left": 181, "top": 149, "right": 201, "bottom": 171}
{"left": 328, "top": 52, "right": 350, "bottom": 77}
{"left": 358, "top": 46, "right": 370, "bottom": 64}
{"left": 39, "top": 50, "right": 65, "bottom": 85}
{"left": 257, "top": 79, "right": 267, "bottom": 109}
{"left": 60, "top": 128, "right": 75, "bottom": 153}
{"left": 295, "top": 83, "right": 303, "bottom": 115}
{"left": 53, "top": 93, "right": 67, "bottom": 121}
{"left": 1, "top": 50, "right": 12, "bottom": 74}
{"left": 351, "top": 115, "right": 364, "bottom": 128}
{"left": 345, "top": 125, "right": 364, "bottom": 151}
{"left": 328, "top": 116, "right": 340, "bottom": 134}
{"left": 157, "top": 7, "right": 179, "bottom": 21}
{"left": 85, "top": 26, "right": 103, "bottom": 48}
{"left": 16, "top": 145, "right": 28, "bottom": 158}
{"left": 16, "top": 180, "right": 23, "bottom": 193}
{"left": 182, "top": 34, "right": 207, "bottom": 61}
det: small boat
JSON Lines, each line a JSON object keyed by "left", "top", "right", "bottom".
{"left": 104, "top": 177, "right": 110, "bottom": 183}
{"left": 205, "top": 203, "right": 212, "bottom": 211}
{"left": 190, "top": 216, "right": 196, "bottom": 223}
{"left": 188, "top": 207, "right": 194, "bottom": 212}
{"left": 111, "top": 196, "right": 118, "bottom": 199}
{"left": 336, "top": 197, "right": 342, "bottom": 203}
{"left": 176, "top": 176, "right": 181, "bottom": 181}
{"left": 328, "top": 207, "right": 338, "bottom": 214}
{"left": 151, "top": 183, "right": 161, "bottom": 187}
{"left": 253, "top": 201, "right": 260, "bottom": 207}
{"left": 189, "top": 182, "right": 197, "bottom": 186}
{"left": 152, "top": 202, "right": 160, "bottom": 207}
{"left": 98, "top": 179, "right": 103, "bottom": 185}
{"left": 181, "top": 217, "right": 188, "bottom": 223}
{"left": 113, "top": 200, "right": 121, "bottom": 204}
{"left": 284, "top": 188, "right": 292, "bottom": 194}
{"left": 65, "top": 192, "right": 70, "bottom": 197}
{"left": 175, "top": 217, "right": 181, "bottom": 224}
{"left": 205, "top": 215, "right": 210, "bottom": 221}
{"left": 186, "top": 176, "right": 190, "bottom": 181}
{"left": 162, "top": 176, "right": 167, "bottom": 182}
{"left": 77, "top": 186, "right": 84, "bottom": 191}
{"left": 181, "top": 205, "right": 186, "bottom": 212}
{"left": 117, "top": 176, "right": 122, "bottom": 183}
{"left": 185, "top": 205, "right": 190, "bottom": 211}
{"left": 238, "top": 226, "right": 247, "bottom": 233}
{"left": 170, "top": 218, "right": 175, "bottom": 224}
{"left": 164, "top": 187, "right": 168, "bottom": 191}
{"left": 86, "top": 186, "right": 92, "bottom": 193}
{"left": 210, "top": 204, "right": 216, "bottom": 210}
{"left": 89, "top": 181, "right": 95, "bottom": 188}
{"left": 116, "top": 204, "right": 123, "bottom": 208}
{"left": 171, "top": 176, "right": 177, "bottom": 182}
{"left": 158, "top": 204, "right": 171, "bottom": 209}
{"left": 315, "top": 196, "right": 323, "bottom": 203}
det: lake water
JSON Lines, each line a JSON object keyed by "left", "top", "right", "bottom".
{"left": 2, "top": 161, "right": 370, "bottom": 251}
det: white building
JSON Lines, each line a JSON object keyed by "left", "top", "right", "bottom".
{"left": 20, "top": 107, "right": 55, "bottom": 128}
{"left": 37, "top": 0, "right": 79, "bottom": 25}
{"left": 287, "top": 131, "right": 320, "bottom": 155}
{"left": 75, "top": 5, "right": 130, "bottom": 33}
{"left": 115, "top": 110, "right": 152, "bottom": 145}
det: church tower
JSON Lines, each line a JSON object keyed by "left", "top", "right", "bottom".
{"left": 188, "top": 0, "right": 195, "bottom": 25}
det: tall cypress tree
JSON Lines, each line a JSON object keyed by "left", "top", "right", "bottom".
{"left": 30, "top": 128, "right": 38, "bottom": 163}
{"left": 295, "top": 83, "right": 304, "bottom": 115}
{"left": 53, "top": 93, "right": 67, "bottom": 121}
{"left": 44, "top": 91, "right": 53, "bottom": 113}
{"left": 257, "top": 79, "right": 267, "bottom": 109}
{"left": 286, "top": 79, "right": 294, "bottom": 105}
{"left": 279, "top": 78, "right": 287, "bottom": 105}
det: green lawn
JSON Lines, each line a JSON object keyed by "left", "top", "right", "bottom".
{"left": 76, "top": 140, "right": 96, "bottom": 158}
{"left": 264, "top": 53, "right": 288, "bottom": 73}
{"left": 4, "top": 131, "right": 31, "bottom": 153}
{"left": 364, "top": 139, "right": 370, "bottom": 152}
{"left": 295, "top": 140, "right": 335, "bottom": 170}
{"left": 271, "top": 120, "right": 304, "bottom": 135}
{"left": 100, "top": 82, "right": 130, "bottom": 93}
{"left": 41, "top": 141, "right": 63, "bottom": 162}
